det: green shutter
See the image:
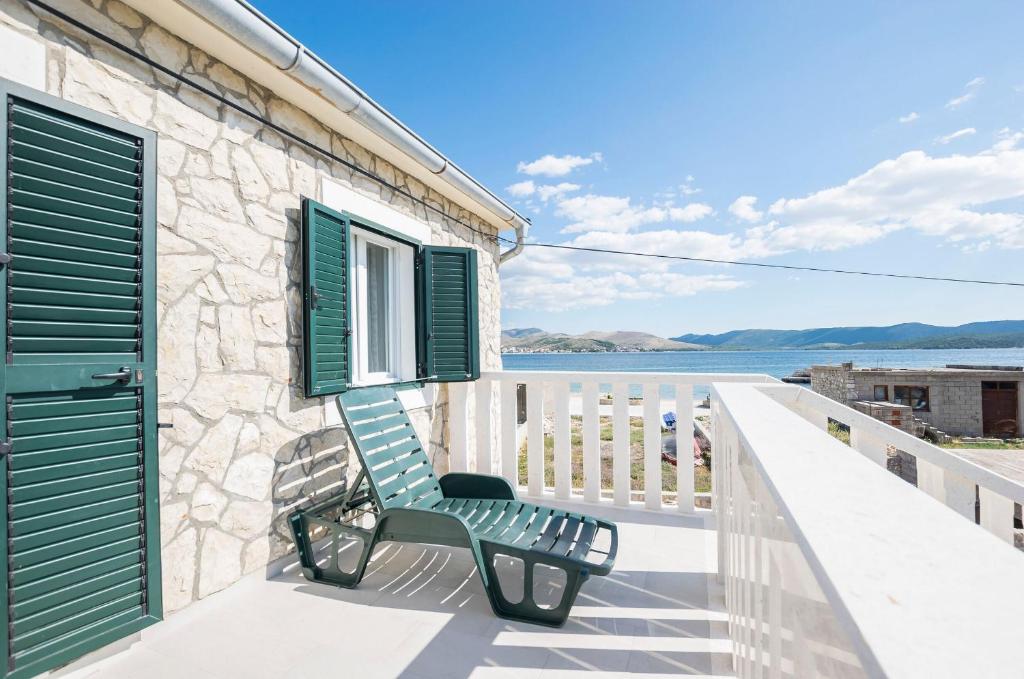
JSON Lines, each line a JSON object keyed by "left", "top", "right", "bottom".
{"left": 420, "top": 246, "right": 480, "bottom": 382}
{"left": 2, "top": 83, "right": 161, "bottom": 678}
{"left": 301, "top": 198, "right": 351, "bottom": 396}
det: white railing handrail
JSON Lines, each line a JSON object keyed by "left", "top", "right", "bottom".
{"left": 481, "top": 370, "right": 778, "bottom": 385}
{"left": 761, "top": 383, "right": 1024, "bottom": 505}
{"left": 714, "top": 382, "right": 1024, "bottom": 678}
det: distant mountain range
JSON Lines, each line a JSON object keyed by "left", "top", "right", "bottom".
{"left": 501, "top": 320, "right": 1024, "bottom": 353}
{"left": 672, "top": 320, "right": 1024, "bottom": 350}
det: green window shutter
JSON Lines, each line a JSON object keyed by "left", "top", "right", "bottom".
{"left": 301, "top": 198, "right": 351, "bottom": 396}
{"left": 420, "top": 246, "right": 480, "bottom": 382}
{"left": 3, "top": 84, "right": 162, "bottom": 678}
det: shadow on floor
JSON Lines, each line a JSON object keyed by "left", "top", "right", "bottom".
{"left": 286, "top": 504, "right": 730, "bottom": 678}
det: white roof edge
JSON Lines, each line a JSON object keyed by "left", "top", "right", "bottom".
{"left": 118, "top": 0, "right": 530, "bottom": 240}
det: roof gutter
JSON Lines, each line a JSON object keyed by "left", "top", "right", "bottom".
{"left": 171, "top": 0, "right": 527, "bottom": 263}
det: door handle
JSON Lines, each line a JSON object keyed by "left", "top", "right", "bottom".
{"left": 92, "top": 367, "right": 132, "bottom": 384}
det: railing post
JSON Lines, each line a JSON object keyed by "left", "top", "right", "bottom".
{"left": 979, "top": 486, "right": 1015, "bottom": 544}
{"left": 526, "top": 381, "right": 545, "bottom": 497}
{"left": 553, "top": 380, "right": 571, "bottom": 499}
{"left": 500, "top": 379, "right": 518, "bottom": 486}
{"left": 916, "top": 457, "right": 946, "bottom": 504}
{"left": 449, "top": 382, "right": 469, "bottom": 472}
{"left": 676, "top": 383, "right": 695, "bottom": 513}
{"left": 474, "top": 377, "right": 492, "bottom": 475}
{"left": 943, "top": 469, "right": 976, "bottom": 521}
{"left": 612, "top": 382, "right": 630, "bottom": 507}
{"left": 849, "top": 426, "right": 889, "bottom": 468}
{"left": 643, "top": 383, "right": 662, "bottom": 510}
{"left": 582, "top": 381, "right": 600, "bottom": 503}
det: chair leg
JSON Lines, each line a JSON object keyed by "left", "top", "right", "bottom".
{"left": 477, "top": 542, "right": 590, "bottom": 628}
{"left": 288, "top": 509, "right": 377, "bottom": 588}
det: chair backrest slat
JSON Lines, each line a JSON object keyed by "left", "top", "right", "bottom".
{"left": 337, "top": 386, "right": 444, "bottom": 509}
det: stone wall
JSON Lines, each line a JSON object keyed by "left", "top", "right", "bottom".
{"left": 809, "top": 363, "right": 853, "bottom": 405}
{"left": 0, "top": 0, "right": 504, "bottom": 613}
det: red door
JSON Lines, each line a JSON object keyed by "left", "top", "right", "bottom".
{"left": 982, "top": 382, "right": 1019, "bottom": 437}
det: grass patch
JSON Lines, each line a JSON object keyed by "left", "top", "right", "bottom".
{"left": 939, "top": 438, "right": 1024, "bottom": 450}
{"left": 827, "top": 418, "right": 851, "bottom": 446}
{"left": 516, "top": 415, "right": 712, "bottom": 500}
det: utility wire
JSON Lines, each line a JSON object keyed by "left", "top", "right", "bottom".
{"left": 31, "top": 0, "right": 1024, "bottom": 290}
{"left": 512, "top": 241, "right": 1024, "bottom": 287}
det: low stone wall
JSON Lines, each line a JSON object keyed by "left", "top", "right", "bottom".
{"left": 0, "top": 0, "right": 503, "bottom": 613}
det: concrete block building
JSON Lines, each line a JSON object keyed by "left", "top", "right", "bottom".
{"left": 811, "top": 362, "right": 1024, "bottom": 438}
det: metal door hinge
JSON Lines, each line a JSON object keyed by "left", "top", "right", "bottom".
{"left": 0, "top": 437, "right": 11, "bottom": 457}
{"left": 0, "top": 253, "right": 11, "bottom": 266}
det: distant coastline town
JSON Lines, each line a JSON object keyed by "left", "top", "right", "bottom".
{"left": 501, "top": 320, "right": 1024, "bottom": 353}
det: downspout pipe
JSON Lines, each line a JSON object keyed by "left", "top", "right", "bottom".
{"left": 174, "top": 0, "right": 528, "bottom": 263}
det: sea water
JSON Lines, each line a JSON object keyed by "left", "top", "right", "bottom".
{"left": 502, "top": 347, "right": 1024, "bottom": 400}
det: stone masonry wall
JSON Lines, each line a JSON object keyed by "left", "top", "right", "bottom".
{"left": 0, "top": 0, "right": 504, "bottom": 613}
{"left": 809, "top": 364, "right": 853, "bottom": 405}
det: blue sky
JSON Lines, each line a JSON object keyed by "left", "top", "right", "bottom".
{"left": 255, "top": 0, "right": 1024, "bottom": 336}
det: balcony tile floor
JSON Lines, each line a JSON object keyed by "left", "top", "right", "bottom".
{"left": 54, "top": 500, "right": 732, "bottom": 679}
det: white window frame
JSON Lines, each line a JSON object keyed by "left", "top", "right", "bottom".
{"left": 350, "top": 226, "right": 417, "bottom": 387}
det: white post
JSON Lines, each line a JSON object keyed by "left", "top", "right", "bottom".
{"left": 643, "top": 383, "right": 662, "bottom": 510}
{"left": 849, "top": 426, "right": 889, "bottom": 468}
{"left": 449, "top": 382, "right": 469, "bottom": 472}
{"left": 612, "top": 382, "right": 630, "bottom": 507}
{"left": 553, "top": 380, "right": 571, "bottom": 499}
{"left": 526, "top": 381, "right": 545, "bottom": 497}
{"left": 979, "top": 486, "right": 1015, "bottom": 544}
{"left": 943, "top": 469, "right": 977, "bottom": 521}
{"left": 916, "top": 457, "right": 946, "bottom": 504}
{"left": 582, "top": 381, "right": 600, "bottom": 503}
{"left": 474, "top": 378, "right": 492, "bottom": 475}
{"left": 676, "top": 383, "right": 695, "bottom": 513}
{"left": 500, "top": 379, "right": 518, "bottom": 486}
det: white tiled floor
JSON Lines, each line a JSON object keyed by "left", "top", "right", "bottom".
{"left": 54, "top": 501, "right": 733, "bottom": 679}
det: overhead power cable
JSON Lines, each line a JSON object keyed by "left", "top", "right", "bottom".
{"left": 31, "top": 0, "right": 1024, "bottom": 290}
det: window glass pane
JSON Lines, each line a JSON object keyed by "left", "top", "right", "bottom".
{"left": 366, "top": 241, "right": 389, "bottom": 373}
{"left": 873, "top": 385, "right": 888, "bottom": 401}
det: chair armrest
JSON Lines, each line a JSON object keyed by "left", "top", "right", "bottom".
{"left": 439, "top": 473, "right": 517, "bottom": 501}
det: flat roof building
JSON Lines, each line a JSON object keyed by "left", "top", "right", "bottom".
{"left": 811, "top": 363, "right": 1024, "bottom": 438}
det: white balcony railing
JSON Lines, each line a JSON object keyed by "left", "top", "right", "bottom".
{"left": 448, "top": 370, "right": 777, "bottom": 511}
{"left": 759, "top": 383, "right": 1024, "bottom": 546}
{"left": 713, "top": 382, "right": 1024, "bottom": 678}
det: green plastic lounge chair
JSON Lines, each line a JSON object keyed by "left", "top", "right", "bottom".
{"left": 288, "top": 385, "right": 618, "bottom": 627}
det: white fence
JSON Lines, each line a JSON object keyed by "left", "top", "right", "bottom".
{"left": 447, "top": 371, "right": 777, "bottom": 512}
{"left": 713, "top": 382, "right": 1024, "bottom": 678}
{"left": 760, "top": 384, "right": 1024, "bottom": 546}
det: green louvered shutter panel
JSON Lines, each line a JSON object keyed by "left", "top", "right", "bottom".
{"left": 301, "top": 198, "right": 351, "bottom": 396}
{"left": 1, "top": 83, "right": 161, "bottom": 678}
{"left": 420, "top": 246, "right": 480, "bottom": 382}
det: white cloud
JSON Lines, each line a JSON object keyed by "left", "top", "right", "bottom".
{"left": 517, "top": 152, "right": 602, "bottom": 177}
{"left": 536, "top": 182, "right": 581, "bottom": 202}
{"left": 935, "top": 127, "right": 976, "bottom": 144}
{"left": 765, "top": 135, "right": 1024, "bottom": 251}
{"left": 899, "top": 112, "right": 919, "bottom": 124}
{"left": 502, "top": 247, "right": 743, "bottom": 311}
{"left": 503, "top": 131, "right": 1024, "bottom": 312}
{"left": 506, "top": 180, "right": 536, "bottom": 197}
{"left": 556, "top": 194, "right": 713, "bottom": 233}
{"left": 728, "top": 195, "right": 763, "bottom": 222}
{"left": 680, "top": 176, "right": 701, "bottom": 195}
{"left": 670, "top": 203, "right": 714, "bottom": 222}
{"left": 945, "top": 76, "right": 984, "bottom": 109}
